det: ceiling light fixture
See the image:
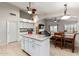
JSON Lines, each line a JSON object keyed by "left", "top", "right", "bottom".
{"left": 27, "top": 2, "right": 37, "bottom": 15}
{"left": 61, "top": 15, "right": 71, "bottom": 19}
{"left": 27, "top": 11, "right": 32, "bottom": 14}
{"left": 61, "top": 4, "right": 71, "bottom": 20}
{"left": 27, "top": 2, "right": 32, "bottom": 14}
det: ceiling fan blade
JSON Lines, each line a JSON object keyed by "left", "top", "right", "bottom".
{"left": 26, "top": 2, "right": 38, "bottom": 16}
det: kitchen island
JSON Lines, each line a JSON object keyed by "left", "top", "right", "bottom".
{"left": 20, "top": 34, "right": 50, "bottom": 56}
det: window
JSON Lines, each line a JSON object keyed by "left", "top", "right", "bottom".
{"left": 64, "top": 23, "right": 78, "bottom": 33}
{"left": 50, "top": 25, "right": 57, "bottom": 32}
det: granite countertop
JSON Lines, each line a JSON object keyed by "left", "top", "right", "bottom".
{"left": 21, "top": 34, "right": 50, "bottom": 41}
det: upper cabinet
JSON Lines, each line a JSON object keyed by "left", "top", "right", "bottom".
{"left": 19, "top": 21, "right": 34, "bottom": 28}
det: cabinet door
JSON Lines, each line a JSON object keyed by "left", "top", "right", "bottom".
{"left": 33, "top": 43, "right": 40, "bottom": 56}
{"left": 21, "top": 37, "right": 25, "bottom": 50}
{"left": 28, "top": 39, "right": 33, "bottom": 55}
{"left": 20, "top": 22, "right": 24, "bottom": 28}
{"left": 23, "top": 23, "right": 27, "bottom": 28}
{"left": 24, "top": 37, "right": 29, "bottom": 52}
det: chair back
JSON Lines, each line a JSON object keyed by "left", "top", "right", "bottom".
{"left": 54, "top": 32, "right": 64, "bottom": 37}
{"left": 73, "top": 34, "right": 76, "bottom": 40}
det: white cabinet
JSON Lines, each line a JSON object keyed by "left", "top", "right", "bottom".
{"left": 23, "top": 23, "right": 27, "bottom": 28}
{"left": 19, "top": 22, "right": 24, "bottom": 28}
{"left": 19, "top": 21, "right": 34, "bottom": 28}
{"left": 21, "top": 36, "right": 50, "bottom": 56}
{"left": 32, "top": 43, "right": 40, "bottom": 56}
{"left": 40, "top": 39, "right": 50, "bottom": 56}
{"left": 33, "top": 39, "right": 50, "bottom": 56}
{"left": 21, "top": 36, "right": 29, "bottom": 52}
{"left": 28, "top": 39, "right": 33, "bottom": 55}
{"left": 21, "top": 36, "right": 25, "bottom": 50}
{"left": 24, "top": 37, "right": 29, "bottom": 52}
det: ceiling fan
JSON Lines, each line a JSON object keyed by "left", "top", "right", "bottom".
{"left": 26, "top": 2, "right": 37, "bottom": 16}
{"left": 54, "top": 3, "right": 78, "bottom": 23}
{"left": 61, "top": 3, "right": 78, "bottom": 21}
{"left": 26, "top": 2, "right": 40, "bottom": 22}
{"left": 48, "top": 4, "right": 68, "bottom": 23}
{"left": 61, "top": 3, "right": 70, "bottom": 20}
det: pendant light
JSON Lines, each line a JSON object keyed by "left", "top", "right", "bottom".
{"left": 61, "top": 4, "right": 71, "bottom": 20}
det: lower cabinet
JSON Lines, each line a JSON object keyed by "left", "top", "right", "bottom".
{"left": 21, "top": 36, "right": 25, "bottom": 50}
{"left": 32, "top": 43, "right": 40, "bottom": 56}
{"left": 24, "top": 37, "right": 29, "bottom": 52}
{"left": 28, "top": 38, "right": 41, "bottom": 56}
{"left": 21, "top": 37, "right": 50, "bottom": 56}
{"left": 28, "top": 39, "right": 33, "bottom": 55}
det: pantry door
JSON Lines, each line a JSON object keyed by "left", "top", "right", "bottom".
{"left": 7, "top": 21, "right": 17, "bottom": 43}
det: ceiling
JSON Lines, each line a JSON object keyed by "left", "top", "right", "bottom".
{"left": 8, "top": 2, "right": 79, "bottom": 19}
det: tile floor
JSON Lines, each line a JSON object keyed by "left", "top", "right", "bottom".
{"left": 0, "top": 42, "right": 28, "bottom": 56}
{"left": 50, "top": 42, "right": 79, "bottom": 56}
{"left": 0, "top": 41, "right": 79, "bottom": 56}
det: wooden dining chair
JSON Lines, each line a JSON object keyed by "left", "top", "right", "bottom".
{"left": 50, "top": 35, "right": 56, "bottom": 45}
{"left": 54, "top": 32, "right": 64, "bottom": 49}
{"left": 64, "top": 33, "right": 76, "bottom": 52}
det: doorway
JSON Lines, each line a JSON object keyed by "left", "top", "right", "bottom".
{"left": 7, "top": 20, "right": 18, "bottom": 43}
